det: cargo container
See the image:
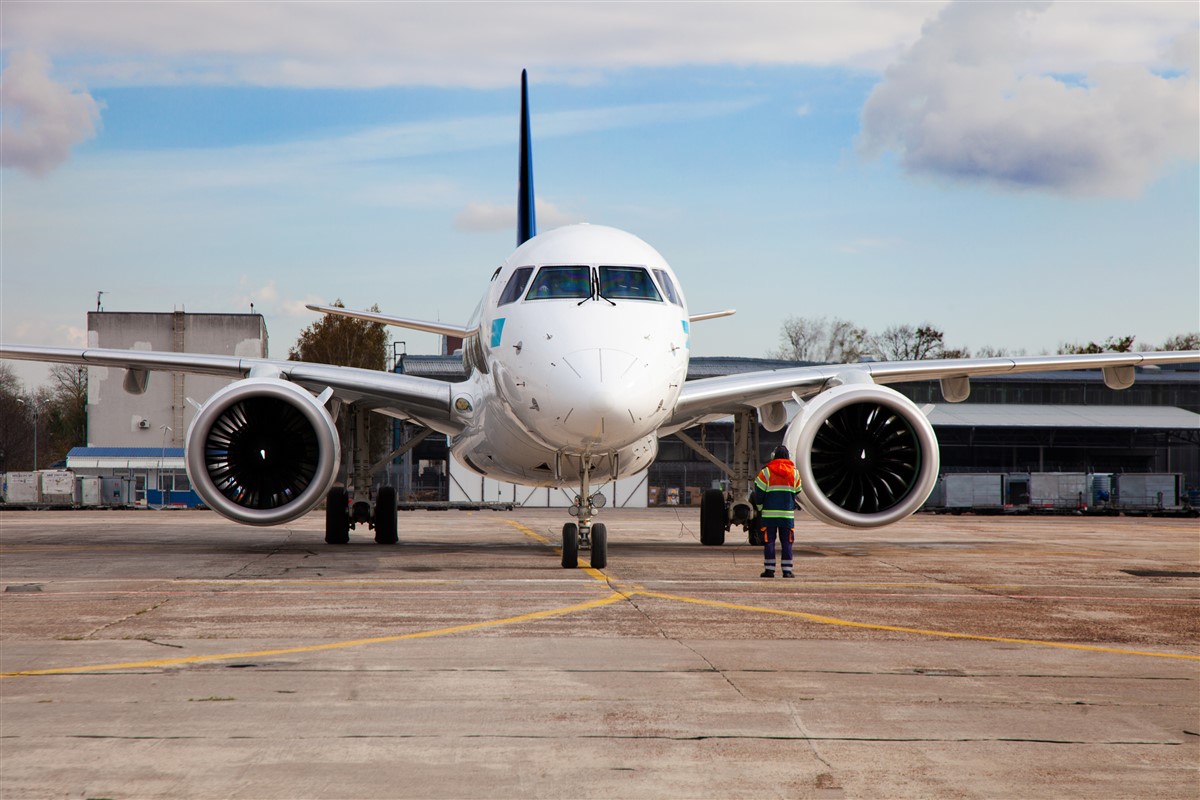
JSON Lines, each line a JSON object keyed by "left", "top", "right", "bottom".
{"left": 40, "top": 470, "right": 79, "bottom": 506}
{"left": 101, "top": 477, "right": 132, "bottom": 506}
{"left": 1113, "top": 474, "right": 1182, "bottom": 511}
{"left": 1029, "top": 473, "right": 1090, "bottom": 511}
{"left": 79, "top": 476, "right": 103, "bottom": 507}
{"left": 4, "top": 472, "right": 41, "bottom": 505}
{"left": 944, "top": 474, "right": 1004, "bottom": 510}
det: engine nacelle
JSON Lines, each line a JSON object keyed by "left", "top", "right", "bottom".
{"left": 185, "top": 378, "right": 340, "bottom": 526}
{"left": 783, "top": 383, "right": 939, "bottom": 528}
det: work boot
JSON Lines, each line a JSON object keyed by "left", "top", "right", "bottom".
{"left": 782, "top": 570, "right": 794, "bottom": 578}
{"left": 760, "top": 569, "right": 775, "bottom": 578}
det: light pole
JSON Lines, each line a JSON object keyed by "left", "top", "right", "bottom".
{"left": 16, "top": 398, "right": 44, "bottom": 471}
{"left": 158, "top": 424, "right": 173, "bottom": 508}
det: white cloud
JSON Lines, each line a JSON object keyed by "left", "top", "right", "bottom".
{"left": 858, "top": 1, "right": 1199, "bottom": 196}
{"left": 0, "top": 51, "right": 102, "bottom": 176}
{"left": 455, "top": 199, "right": 582, "bottom": 233}
{"left": 4, "top": 3, "right": 937, "bottom": 88}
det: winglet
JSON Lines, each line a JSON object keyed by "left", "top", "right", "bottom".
{"left": 517, "top": 69, "right": 537, "bottom": 247}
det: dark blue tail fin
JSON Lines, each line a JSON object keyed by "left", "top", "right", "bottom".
{"left": 517, "top": 70, "right": 537, "bottom": 247}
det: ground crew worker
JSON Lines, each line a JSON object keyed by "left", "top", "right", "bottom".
{"left": 751, "top": 444, "right": 802, "bottom": 578}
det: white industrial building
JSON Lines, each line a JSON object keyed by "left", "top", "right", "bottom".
{"left": 55, "top": 311, "right": 268, "bottom": 507}
{"left": 87, "top": 311, "right": 268, "bottom": 448}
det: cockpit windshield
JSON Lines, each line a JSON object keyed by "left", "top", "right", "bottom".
{"left": 525, "top": 265, "right": 592, "bottom": 300}
{"left": 652, "top": 268, "right": 682, "bottom": 306}
{"left": 598, "top": 266, "right": 662, "bottom": 301}
{"left": 498, "top": 266, "right": 534, "bottom": 305}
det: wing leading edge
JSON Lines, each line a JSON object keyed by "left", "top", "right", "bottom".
{"left": 668, "top": 350, "right": 1200, "bottom": 431}
{"left": 0, "top": 343, "right": 461, "bottom": 434}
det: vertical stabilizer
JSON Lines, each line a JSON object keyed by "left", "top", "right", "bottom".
{"left": 517, "top": 69, "right": 537, "bottom": 247}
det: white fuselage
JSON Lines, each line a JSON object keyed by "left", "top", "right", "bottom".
{"left": 448, "top": 224, "right": 690, "bottom": 486}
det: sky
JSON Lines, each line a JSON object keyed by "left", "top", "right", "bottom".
{"left": 1, "top": 1, "right": 1197, "bottom": 388}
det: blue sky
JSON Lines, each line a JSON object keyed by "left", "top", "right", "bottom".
{"left": 2, "top": 1, "right": 1197, "bottom": 386}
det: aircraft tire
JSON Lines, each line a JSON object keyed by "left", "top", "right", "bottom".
{"left": 748, "top": 514, "right": 764, "bottom": 546}
{"left": 561, "top": 522, "right": 579, "bottom": 569}
{"left": 325, "top": 487, "right": 350, "bottom": 544}
{"left": 700, "top": 489, "right": 727, "bottom": 546}
{"left": 374, "top": 486, "right": 398, "bottom": 545}
{"left": 590, "top": 523, "right": 607, "bottom": 569}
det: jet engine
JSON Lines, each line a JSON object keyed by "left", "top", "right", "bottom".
{"left": 185, "top": 378, "right": 340, "bottom": 526}
{"left": 783, "top": 383, "right": 939, "bottom": 528}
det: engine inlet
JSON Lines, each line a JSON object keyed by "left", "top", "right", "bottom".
{"left": 186, "top": 377, "right": 340, "bottom": 526}
{"left": 204, "top": 396, "right": 321, "bottom": 510}
{"left": 811, "top": 403, "right": 919, "bottom": 513}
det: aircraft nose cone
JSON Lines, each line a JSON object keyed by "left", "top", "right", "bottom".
{"left": 560, "top": 348, "right": 639, "bottom": 437}
{"left": 562, "top": 348, "right": 636, "bottom": 395}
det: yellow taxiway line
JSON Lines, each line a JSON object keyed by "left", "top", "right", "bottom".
{"left": 0, "top": 592, "right": 627, "bottom": 678}
{"left": 3, "top": 517, "right": 1194, "bottom": 677}
{"left": 636, "top": 590, "right": 1200, "bottom": 661}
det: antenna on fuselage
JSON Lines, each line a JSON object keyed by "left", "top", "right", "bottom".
{"left": 517, "top": 69, "right": 537, "bottom": 247}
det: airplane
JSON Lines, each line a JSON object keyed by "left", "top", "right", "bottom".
{"left": 2, "top": 71, "right": 1197, "bottom": 569}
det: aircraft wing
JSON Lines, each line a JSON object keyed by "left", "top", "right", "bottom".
{"left": 667, "top": 350, "right": 1200, "bottom": 431}
{"left": 0, "top": 343, "right": 461, "bottom": 434}
{"left": 304, "top": 304, "right": 473, "bottom": 338}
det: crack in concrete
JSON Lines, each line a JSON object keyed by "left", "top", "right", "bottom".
{"left": 616, "top": 584, "right": 750, "bottom": 700}
{"left": 82, "top": 598, "right": 172, "bottom": 639}
{"left": 787, "top": 698, "right": 838, "bottom": 783}
{"left": 48, "top": 733, "right": 1186, "bottom": 745}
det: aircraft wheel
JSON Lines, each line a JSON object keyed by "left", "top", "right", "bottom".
{"left": 748, "top": 514, "right": 764, "bottom": 546}
{"left": 561, "top": 522, "right": 579, "bottom": 569}
{"left": 590, "top": 523, "right": 607, "bottom": 570}
{"left": 700, "top": 489, "right": 727, "bottom": 546}
{"left": 374, "top": 486, "right": 398, "bottom": 545}
{"left": 325, "top": 487, "right": 350, "bottom": 544}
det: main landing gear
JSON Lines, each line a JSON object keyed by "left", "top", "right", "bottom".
{"left": 324, "top": 485, "right": 398, "bottom": 544}
{"left": 322, "top": 403, "right": 400, "bottom": 545}
{"left": 561, "top": 462, "right": 608, "bottom": 570}
{"left": 683, "top": 411, "right": 763, "bottom": 547}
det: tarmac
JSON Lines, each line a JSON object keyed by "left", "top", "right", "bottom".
{"left": 1, "top": 507, "right": 1197, "bottom": 799}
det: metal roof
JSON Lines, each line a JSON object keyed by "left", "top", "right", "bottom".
{"left": 926, "top": 404, "right": 1200, "bottom": 429}
{"left": 67, "top": 447, "right": 185, "bottom": 458}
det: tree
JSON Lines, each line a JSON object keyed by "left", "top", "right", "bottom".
{"left": 872, "top": 324, "right": 947, "bottom": 361}
{"left": 289, "top": 300, "right": 389, "bottom": 370}
{"left": 289, "top": 300, "right": 391, "bottom": 467}
{"left": 1058, "top": 335, "right": 1136, "bottom": 354}
{"left": 44, "top": 364, "right": 88, "bottom": 463}
{"left": 0, "top": 363, "right": 32, "bottom": 472}
{"left": 771, "top": 316, "right": 870, "bottom": 363}
{"left": 1158, "top": 332, "right": 1199, "bottom": 351}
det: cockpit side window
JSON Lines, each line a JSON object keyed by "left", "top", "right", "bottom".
{"left": 652, "top": 269, "right": 682, "bottom": 306}
{"left": 498, "top": 266, "right": 535, "bottom": 305}
{"left": 525, "top": 265, "right": 592, "bottom": 300}
{"left": 599, "top": 266, "right": 662, "bottom": 301}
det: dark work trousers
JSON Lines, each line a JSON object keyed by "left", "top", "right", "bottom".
{"left": 761, "top": 522, "right": 794, "bottom": 572}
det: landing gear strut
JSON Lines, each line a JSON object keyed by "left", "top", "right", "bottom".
{"left": 323, "top": 402, "right": 406, "bottom": 545}
{"left": 561, "top": 460, "right": 608, "bottom": 569}
{"left": 677, "top": 411, "right": 763, "bottom": 546}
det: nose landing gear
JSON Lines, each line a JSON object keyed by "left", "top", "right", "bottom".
{"left": 561, "top": 463, "right": 608, "bottom": 569}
